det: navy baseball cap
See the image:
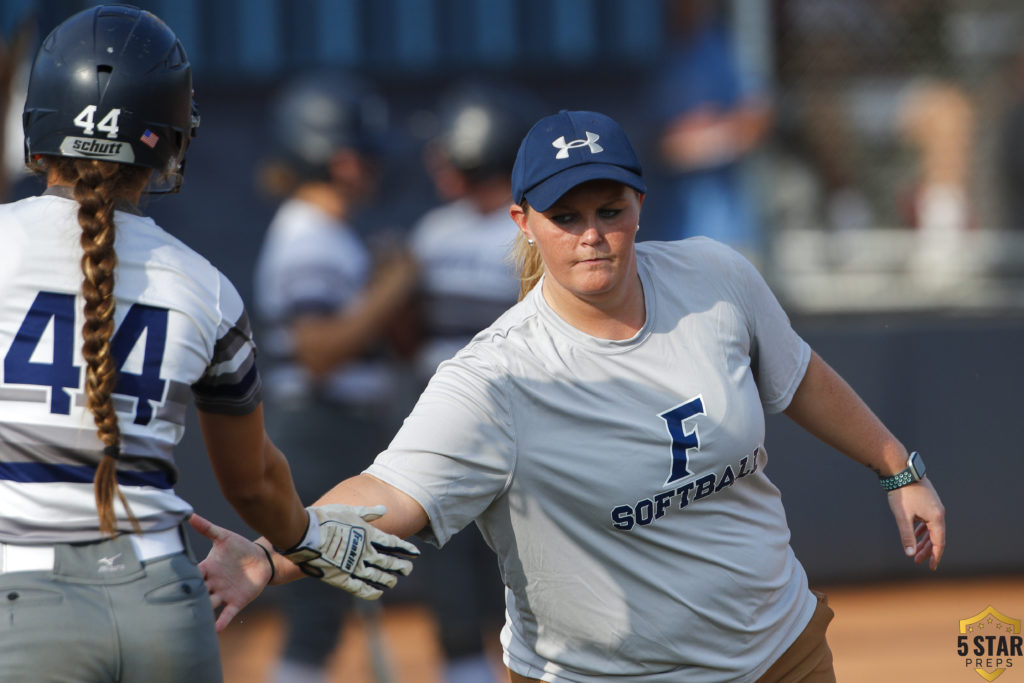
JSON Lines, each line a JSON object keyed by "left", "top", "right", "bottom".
{"left": 511, "top": 110, "right": 645, "bottom": 212}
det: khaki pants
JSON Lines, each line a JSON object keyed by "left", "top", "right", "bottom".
{"left": 756, "top": 591, "right": 836, "bottom": 683}
{"left": 507, "top": 592, "right": 835, "bottom": 683}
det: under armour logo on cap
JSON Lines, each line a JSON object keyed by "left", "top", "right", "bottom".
{"left": 512, "top": 110, "right": 645, "bottom": 212}
{"left": 552, "top": 132, "right": 603, "bottom": 159}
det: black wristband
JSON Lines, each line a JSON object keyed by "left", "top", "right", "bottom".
{"left": 255, "top": 543, "right": 276, "bottom": 586}
{"left": 275, "top": 509, "right": 313, "bottom": 555}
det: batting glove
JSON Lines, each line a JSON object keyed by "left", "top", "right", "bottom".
{"left": 278, "top": 504, "right": 419, "bottom": 600}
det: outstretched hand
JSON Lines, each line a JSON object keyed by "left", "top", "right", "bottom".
{"left": 189, "top": 514, "right": 270, "bottom": 632}
{"left": 887, "top": 478, "right": 946, "bottom": 570}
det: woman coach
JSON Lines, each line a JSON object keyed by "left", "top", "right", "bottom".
{"left": 193, "top": 109, "right": 945, "bottom": 683}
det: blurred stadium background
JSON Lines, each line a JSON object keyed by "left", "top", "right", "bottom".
{"left": 2, "top": 1, "right": 1022, "bottom": 681}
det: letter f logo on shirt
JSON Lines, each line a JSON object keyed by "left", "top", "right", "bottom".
{"left": 659, "top": 395, "right": 706, "bottom": 485}
{"left": 552, "top": 131, "right": 603, "bottom": 159}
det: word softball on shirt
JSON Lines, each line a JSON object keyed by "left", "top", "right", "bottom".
{"left": 609, "top": 448, "right": 760, "bottom": 532}
{"left": 609, "top": 394, "right": 761, "bottom": 531}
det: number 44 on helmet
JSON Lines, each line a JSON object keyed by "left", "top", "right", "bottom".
{"left": 22, "top": 4, "right": 200, "bottom": 193}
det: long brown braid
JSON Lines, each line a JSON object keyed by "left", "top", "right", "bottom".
{"left": 46, "top": 156, "right": 150, "bottom": 535}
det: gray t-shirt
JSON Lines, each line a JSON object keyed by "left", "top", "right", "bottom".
{"left": 366, "top": 238, "right": 815, "bottom": 681}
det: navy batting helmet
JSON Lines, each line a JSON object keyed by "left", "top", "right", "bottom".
{"left": 22, "top": 4, "right": 199, "bottom": 193}
{"left": 269, "top": 72, "right": 389, "bottom": 181}
{"left": 434, "top": 83, "right": 540, "bottom": 181}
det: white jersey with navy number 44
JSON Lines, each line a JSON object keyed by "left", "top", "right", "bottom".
{"left": 0, "top": 191, "right": 262, "bottom": 543}
{"left": 366, "top": 238, "right": 817, "bottom": 682}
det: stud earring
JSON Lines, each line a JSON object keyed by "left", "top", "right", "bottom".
{"left": 527, "top": 239, "right": 535, "bottom": 246}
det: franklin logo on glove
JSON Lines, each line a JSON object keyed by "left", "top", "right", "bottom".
{"left": 340, "top": 527, "right": 365, "bottom": 574}
{"left": 277, "top": 504, "right": 420, "bottom": 600}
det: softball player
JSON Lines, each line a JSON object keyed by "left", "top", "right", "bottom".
{"left": 411, "top": 84, "right": 530, "bottom": 382}
{"left": 251, "top": 72, "right": 419, "bottom": 682}
{"left": 195, "top": 110, "right": 945, "bottom": 682}
{"left": 408, "top": 83, "right": 539, "bottom": 683}
{"left": 0, "top": 7, "right": 415, "bottom": 682}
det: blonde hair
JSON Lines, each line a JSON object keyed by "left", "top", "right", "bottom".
{"left": 45, "top": 156, "right": 150, "bottom": 536}
{"left": 511, "top": 202, "right": 544, "bottom": 300}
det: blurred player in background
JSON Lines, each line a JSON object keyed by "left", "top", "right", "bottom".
{"left": 195, "top": 110, "right": 945, "bottom": 682}
{"left": 406, "top": 82, "right": 540, "bottom": 683}
{"left": 643, "top": 0, "right": 773, "bottom": 260}
{"left": 410, "top": 83, "right": 535, "bottom": 382}
{"left": 252, "top": 71, "right": 419, "bottom": 682}
{"left": 0, "top": 6, "right": 415, "bottom": 682}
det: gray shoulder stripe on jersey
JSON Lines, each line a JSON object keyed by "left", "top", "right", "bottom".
{"left": 0, "top": 387, "right": 48, "bottom": 404}
{"left": 211, "top": 324, "right": 256, "bottom": 365}
{"left": 198, "top": 352, "right": 256, "bottom": 388}
{"left": 0, "top": 421, "right": 174, "bottom": 466}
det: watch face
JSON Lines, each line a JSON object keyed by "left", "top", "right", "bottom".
{"left": 909, "top": 452, "right": 926, "bottom": 480}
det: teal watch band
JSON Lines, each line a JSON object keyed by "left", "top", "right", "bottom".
{"left": 879, "top": 451, "right": 926, "bottom": 491}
